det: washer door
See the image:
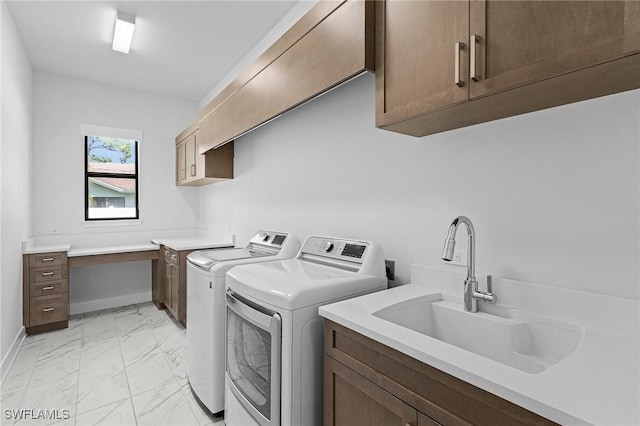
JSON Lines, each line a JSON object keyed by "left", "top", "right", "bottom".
{"left": 226, "top": 289, "right": 281, "bottom": 426}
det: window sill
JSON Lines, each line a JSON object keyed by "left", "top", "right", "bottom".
{"left": 82, "top": 219, "right": 143, "bottom": 228}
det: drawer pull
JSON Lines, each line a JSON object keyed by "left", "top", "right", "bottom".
{"left": 454, "top": 42, "right": 465, "bottom": 87}
{"left": 41, "top": 272, "right": 55, "bottom": 276}
{"left": 190, "top": 164, "right": 196, "bottom": 177}
{"left": 470, "top": 34, "right": 480, "bottom": 82}
{"left": 42, "top": 286, "right": 55, "bottom": 291}
{"left": 41, "top": 257, "right": 55, "bottom": 262}
{"left": 43, "top": 307, "right": 55, "bottom": 312}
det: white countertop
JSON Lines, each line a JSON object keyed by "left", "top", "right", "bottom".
{"left": 319, "top": 265, "right": 640, "bottom": 426}
{"left": 22, "top": 229, "right": 234, "bottom": 256}
{"left": 67, "top": 243, "right": 159, "bottom": 257}
{"left": 150, "top": 236, "right": 234, "bottom": 251}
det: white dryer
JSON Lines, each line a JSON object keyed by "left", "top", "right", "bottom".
{"left": 186, "top": 230, "right": 299, "bottom": 416}
{"left": 224, "top": 236, "right": 387, "bottom": 426}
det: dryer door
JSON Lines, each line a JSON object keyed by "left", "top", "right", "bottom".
{"left": 226, "top": 289, "right": 281, "bottom": 426}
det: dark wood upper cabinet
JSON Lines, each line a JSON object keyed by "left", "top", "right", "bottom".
{"left": 376, "top": 0, "right": 640, "bottom": 137}
{"left": 376, "top": 0, "right": 470, "bottom": 127}
{"left": 469, "top": 0, "right": 640, "bottom": 99}
{"left": 198, "top": 0, "right": 374, "bottom": 153}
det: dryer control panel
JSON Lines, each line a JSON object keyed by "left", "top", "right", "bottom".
{"left": 300, "top": 236, "right": 369, "bottom": 264}
{"left": 298, "top": 236, "right": 385, "bottom": 277}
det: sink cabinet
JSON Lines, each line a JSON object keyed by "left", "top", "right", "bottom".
{"left": 376, "top": 0, "right": 640, "bottom": 137}
{"left": 323, "top": 319, "right": 557, "bottom": 426}
{"left": 175, "top": 123, "right": 234, "bottom": 186}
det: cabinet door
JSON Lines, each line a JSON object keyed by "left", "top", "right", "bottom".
{"left": 470, "top": 0, "right": 640, "bottom": 98}
{"left": 170, "top": 263, "right": 179, "bottom": 314}
{"left": 176, "top": 140, "right": 187, "bottom": 184}
{"left": 324, "top": 355, "right": 419, "bottom": 426}
{"left": 185, "top": 132, "right": 198, "bottom": 181}
{"left": 164, "top": 259, "right": 172, "bottom": 308}
{"left": 376, "top": 0, "right": 469, "bottom": 127}
{"left": 191, "top": 130, "right": 205, "bottom": 181}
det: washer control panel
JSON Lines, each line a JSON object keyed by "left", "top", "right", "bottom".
{"left": 248, "top": 230, "right": 288, "bottom": 249}
{"left": 301, "top": 236, "right": 369, "bottom": 263}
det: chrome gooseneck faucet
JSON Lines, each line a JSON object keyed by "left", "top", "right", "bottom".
{"left": 441, "top": 216, "right": 496, "bottom": 312}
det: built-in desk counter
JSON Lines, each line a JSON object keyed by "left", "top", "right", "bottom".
{"left": 22, "top": 230, "right": 234, "bottom": 333}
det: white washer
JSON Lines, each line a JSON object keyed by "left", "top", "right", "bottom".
{"left": 224, "top": 235, "right": 387, "bottom": 426}
{"left": 186, "top": 230, "right": 299, "bottom": 416}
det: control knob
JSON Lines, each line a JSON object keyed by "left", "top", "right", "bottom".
{"left": 261, "top": 233, "right": 270, "bottom": 242}
{"left": 323, "top": 241, "right": 334, "bottom": 252}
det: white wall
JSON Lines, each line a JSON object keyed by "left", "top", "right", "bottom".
{"left": 32, "top": 71, "right": 199, "bottom": 236}
{"left": 199, "top": 73, "right": 640, "bottom": 301}
{"left": 1, "top": 1, "right": 32, "bottom": 378}
{"left": 32, "top": 71, "right": 199, "bottom": 309}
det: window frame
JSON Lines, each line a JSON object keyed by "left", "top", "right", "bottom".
{"left": 84, "top": 135, "right": 140, "bottom": 221}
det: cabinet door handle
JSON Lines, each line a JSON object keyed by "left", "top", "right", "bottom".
{"left": 43, "top": 307, "right": 55, "bottom": 312}
{"left": 42, "top": 272, "right": 55, "bottom": 276}
{"left": 470, "top": 34, "right": 480, "bottom": 82}
{"left": 42, "top": 286, "right": 55, "bottom": 291}
{"left": 454, "top": 42, "right": 465, "bottom": 87}
{"left": 190, "top": 164, "right": 196, "bottom": 177}
{"left": 41, "top": 257, "right": 55, "bottom": 262}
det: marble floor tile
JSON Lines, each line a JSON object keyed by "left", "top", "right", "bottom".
{"left": 125, "top": 349, "right": 177, "bottom": 397}
{"left": 1, "top": 359, "right": 35, "bottom": 395}
{"left": 132, "top": 382, "right": 199, "bottom": 426}
{"left": 75, "top": 398, "right": 136, "bottom": 426}
{"left": 119, "top": 329, "right": 159, "bottom": 365}
{"left": 20, "top": 375, "right": 78, "bottom": 419}
{"left": 114, "top": 306, "right": 151, "bottom": 336}
{"left": 150, "top": 316, "right": 184, "bottom": 342}
{"left": 81, "top": 313, "right": 117, "bottom": 345}
{"left": 76, "top": 364, "right": 129, "bottom": 415}
{"left": 180, "top": 381, "right": 222, "bottom": 426}
{"left": 29, "top": 347, "right": 81, "bottom": 388}
{"left": 38, "top": 328, "right": 82, "bottom": 363}
{"left": 1, "top": 388, "right": 26, "bottom": 425}
{"left": 3, "top": 302, "right": 220, "bottom": 426}
{"left": 79, "top": 337, "right": 122, "bottom": 374}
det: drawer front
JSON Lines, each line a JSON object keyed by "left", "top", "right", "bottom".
{"left": 165, "top": 248, "right": 178, "bottom": 265}
{"left": 30, "top": 265, "right": 67, "bottom": 282}
{"left": 29, "top": 294, "right": 68, "bottom": 326}
{"left": 29, "top": 252, "right": 67, "bottom": 268}
{"left": 30, "top": 279, "right": 68, "bottom": 297}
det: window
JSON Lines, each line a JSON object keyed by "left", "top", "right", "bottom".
{"left": 85, "top": 135, "right": 139, "bottom": 220}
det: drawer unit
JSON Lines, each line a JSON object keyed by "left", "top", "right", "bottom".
{"left": 23, "top": 251, "right": 69, "bottom": 334}
{"left": 30, "top": 252, "right": 65, "bottom": 267}
{"left": 29, "top": 294, "right": 68, "bottom": 326}
{"left": 29, "top": 265, "right": 67, "bottom": 282}
{"left": 30, "top": 279, "right": 68, "bottom": 297}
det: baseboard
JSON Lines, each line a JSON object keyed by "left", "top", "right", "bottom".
{"left": 70, "top": 291, "right": 152, "bottom": 315}
{"left": 0, "top": 326, "right": 26, "bottom": 385}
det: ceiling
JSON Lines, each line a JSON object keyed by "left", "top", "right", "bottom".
{"left": 6, "top": 0, "right": 299, "bottom": 102}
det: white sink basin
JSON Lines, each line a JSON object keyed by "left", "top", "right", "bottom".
{"left": 373, "top": 293, "right": 584, "bottom": 374}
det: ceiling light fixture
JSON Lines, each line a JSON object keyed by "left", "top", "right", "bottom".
{"left": 112, "top": 12, "right": 136, "bottom": 54}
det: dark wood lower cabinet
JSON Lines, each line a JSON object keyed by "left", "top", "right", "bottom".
{"left": 323, "top": 320, "right": 558, "bottom": 426}
{"left": 153, "top": 245, "right": 197, "bottom": 327}
{"left": 325, "top": 355, "right": 419, "bottom": 426}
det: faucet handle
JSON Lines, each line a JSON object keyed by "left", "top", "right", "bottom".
{"left": 486, "top": 275, "right": 493, "bottom": 294}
